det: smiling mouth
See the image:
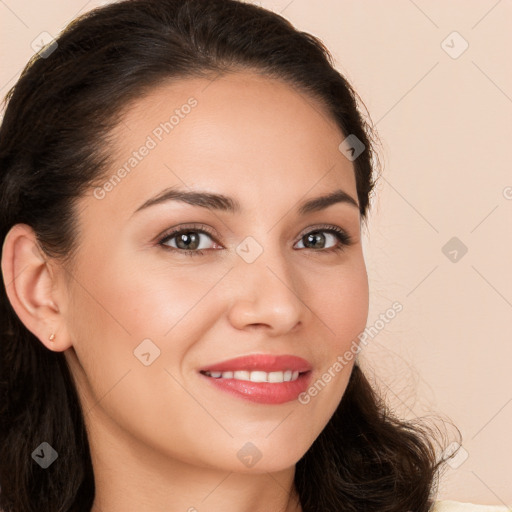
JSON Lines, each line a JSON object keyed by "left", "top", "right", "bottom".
{"left": 200, "top": 369, "right": 309, "bottom": 383}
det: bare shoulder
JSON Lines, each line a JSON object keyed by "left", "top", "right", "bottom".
{"left": 433, "top": 501, "right": 511, "bottom": 512}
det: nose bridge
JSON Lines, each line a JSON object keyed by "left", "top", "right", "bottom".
{"left": 226, "top": 231, "right": 306, "bottom": 332}
{"left": 236, "top": 229, "right": 294, "bottom": 289}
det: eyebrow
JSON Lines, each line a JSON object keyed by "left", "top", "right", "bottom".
{"left": 132, "top": 186, "right": 359, "bottom": 217}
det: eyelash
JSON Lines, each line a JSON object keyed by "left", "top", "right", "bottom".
{"left": 157, "top": 223, "right": 353, "bottom": 257}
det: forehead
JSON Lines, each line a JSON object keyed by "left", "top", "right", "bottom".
{"left": 89, "top": 71, "right": 357, "bottom": 219}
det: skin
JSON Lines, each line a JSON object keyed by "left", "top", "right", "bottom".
{"left": 2, "top": 71, "right": 369, "bottom": 512}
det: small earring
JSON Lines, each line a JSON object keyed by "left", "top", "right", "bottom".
{"left": 49, "top": 333, "right": 56, "bottom": 342}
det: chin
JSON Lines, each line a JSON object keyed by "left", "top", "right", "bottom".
{"left": 191, "top": 442, "right": 309, "bottom": 475}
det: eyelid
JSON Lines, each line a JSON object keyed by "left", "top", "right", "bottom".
{"left": 296, "top": 223, "right": 349, "bottom": 240}
{"left": 157, "top": 223, "right": 220, "bottom": 245}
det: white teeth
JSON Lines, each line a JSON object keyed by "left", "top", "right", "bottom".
{"left": 203, "top": 369, "right": 302, "bottom": 383}
{"left": 233, "top": 370, "right": 250, "bottom": 381}
{"left": 250, "top": 371, "right": 268, "bottom": 382}
{"left": 268, "top": 371, "right": 284, "bottom": 383}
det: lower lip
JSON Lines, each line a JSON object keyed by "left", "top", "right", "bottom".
{"left": 199, "top": 371, "right": 312, "bottom": 404}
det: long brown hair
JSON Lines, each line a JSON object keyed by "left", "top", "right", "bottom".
{"left": 0, "top": 1, "right": 460, "bottom": 510}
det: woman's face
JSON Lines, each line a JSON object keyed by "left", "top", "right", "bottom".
{"left": 61, "top": 71, "right": 369, "bottom": 473}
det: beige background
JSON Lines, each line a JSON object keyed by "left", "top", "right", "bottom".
{"left": 1, "top": 0, "right": 511, "bottom": 505}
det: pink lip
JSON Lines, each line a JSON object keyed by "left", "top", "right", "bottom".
{"left": 198, "top": 354, "right": 312, "bottom": 373}
{"left": 198, "top": 354, "right": 313, "bottom": 404}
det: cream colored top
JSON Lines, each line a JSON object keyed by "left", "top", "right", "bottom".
{"left": 434, "top": 501, "right": 511, "bottom": 511}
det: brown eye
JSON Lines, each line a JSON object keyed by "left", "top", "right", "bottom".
{"left": 301, "top": 231, "right": 328, "bottom": 249}
{"left": 173, "top": 232, "right": 201, "bottom": 250}
{"left": 295, "top": 227, "right": 351, "bottom": 253}
{"left": 294, "top": 226, "right": 353, "bottom": 254}
{"left": 159, "top": 227, "right": 219, "bottom": 255}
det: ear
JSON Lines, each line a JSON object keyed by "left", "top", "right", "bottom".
{"left": 1, "top": 223, "right": 72, "bottom": 352}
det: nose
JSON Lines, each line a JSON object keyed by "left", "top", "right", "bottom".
{"left": 226, "top": 245, "right": 309, "bottom": 336}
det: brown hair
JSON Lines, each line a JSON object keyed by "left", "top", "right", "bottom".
{"left": 0, "top": 1, "right": 460, "bottom": 511}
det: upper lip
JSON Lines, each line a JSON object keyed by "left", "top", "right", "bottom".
{"left": 198, "top": 354, "right": 312, "bottom": 373}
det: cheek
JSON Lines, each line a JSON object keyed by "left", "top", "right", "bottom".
{"left": 295, "top": 255, "right": 368, "bottom": 412}
{"left": 65, "top": 249, "right": 229, "bottom": 386}
{"left": 64, "top": 252, "right": 233, "bottom": 459}
{"left": 305, "top": 255, "right": 369, "bottom": 352}
{"left": 71, "top": 245, "right": 224, "bottom": 336}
